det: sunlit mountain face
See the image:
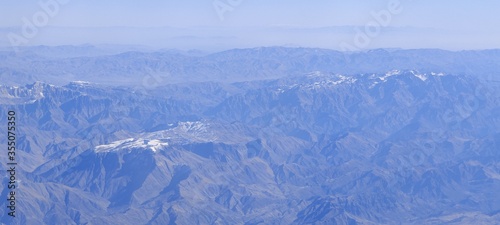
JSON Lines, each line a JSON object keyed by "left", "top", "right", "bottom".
{"left": 0, "top": 47, "right": 499, "bottom": 224}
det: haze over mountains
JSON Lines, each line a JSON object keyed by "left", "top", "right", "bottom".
{"left": 0, "top": 46, "right": 499, "bottom": 224}
{"left": 1, "top": 46, "right": 500, "bottom": 87}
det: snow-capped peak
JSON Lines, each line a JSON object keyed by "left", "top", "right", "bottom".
{"left": 95, "top": 138, "right": 169, "bottom": 153}
{"left": 379, "top": 70, "right": 401, "bottom": 81}
{"left": 410, "top": 70, "right": 428, "bottom": 81}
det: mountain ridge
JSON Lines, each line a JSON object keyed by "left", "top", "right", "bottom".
{"left": 1, "top": 46, "right": 500, "bottom": 86}
{"left": 1, "top": 69, "right": 499, "bottom": 224}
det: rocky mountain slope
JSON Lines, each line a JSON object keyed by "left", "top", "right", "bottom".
{"left": 0, "top": 67, "right": 499, "bottom": 224}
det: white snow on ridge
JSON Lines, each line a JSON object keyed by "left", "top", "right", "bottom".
{"left": 379, "top": 70, "right": 401, "bottom": 81}
{"left": 414, "top": 74, "right": 427, "bottom": 81}
{"left": 431, "top": 72, "right": 445, "bottom": 76}
{"left": 162, "top": 121, "right": 219, "bottom": 144}
{"left": 94, "top": 121, "right": 217, "bottom": 153}
{"left": 300, "top": 73, "right": 357, "bottom": 90}
{"left": 375, "top": 70, "right": 448, "bottom": 83}
{"left": 95, "top": 138, "right": 169, "bottom": 153}
{"left": 177, "top": 121, "right": 208, "bottom": 133}
{"left": 71, "top": 81, "right": 92, "bottom": 85}
{"left": 410, "top": 70, "right": 428, "bottom": 81}
{"left": 287, "top": 70, "right": 448, "bottom": 91}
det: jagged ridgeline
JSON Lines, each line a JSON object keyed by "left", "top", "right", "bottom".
{"left": 0, "top": 47, "right": 499, "bottom": 224}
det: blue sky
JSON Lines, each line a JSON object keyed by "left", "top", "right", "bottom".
{"left": 0, "top": 0, "right": 499, "bottom": 50}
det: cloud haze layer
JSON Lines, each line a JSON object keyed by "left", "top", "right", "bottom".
{"left": 1, "top": 0, "right": 499, "bottom": 50}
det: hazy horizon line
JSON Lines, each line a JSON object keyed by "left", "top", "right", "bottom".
{"left": 2, "top": 44, "right": 500, "bottom": 55}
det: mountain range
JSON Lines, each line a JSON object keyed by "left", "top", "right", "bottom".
{"left": 1, "top": 46, "right": 500, "bottom": 86}
{"left": 0, "top": 47, "right": 499, "bottom": 224}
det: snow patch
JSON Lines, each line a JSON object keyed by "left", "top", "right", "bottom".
{"left": 301, "top": 74, "right": 357, "bottom": 90}
{"left": 431, "top": 72, "right": 445, "bottom": 77}
{"left": 95, "top": 138, "right": 169, "bottom": 153}
{"left": 379, "top": 70, "right": 401, "bottom": 81}
{"left": 410, "top": 71, "right": 428, "bottom": 81}
{"left": 71, "top": 81, "right": 91, "bottom": 85}
{"left": 94, "top": 121, "right": 216, "bottom": 152}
